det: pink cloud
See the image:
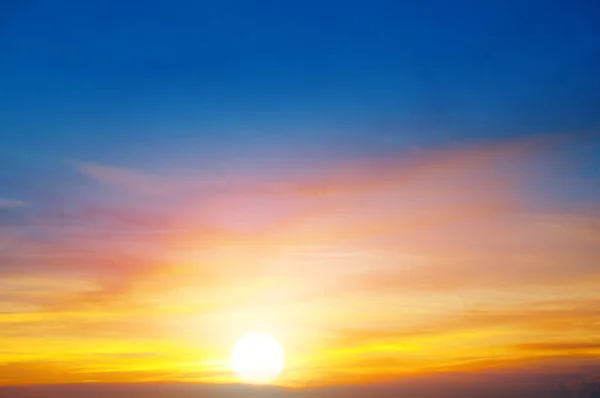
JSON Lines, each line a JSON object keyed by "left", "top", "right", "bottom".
{"left": 0, "top": 199, "right": 25, "bottom": 209}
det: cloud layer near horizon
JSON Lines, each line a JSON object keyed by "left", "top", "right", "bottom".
{"left": 0, "top": 135, "right": 599, "bottom": 386}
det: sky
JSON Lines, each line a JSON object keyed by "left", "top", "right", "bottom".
{"left": 1, "top": 0, "right": 600, "bottom": 394}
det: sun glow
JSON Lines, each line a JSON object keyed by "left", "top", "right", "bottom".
{"left": 230, "top": 332, "right": 285, "bottom": 385}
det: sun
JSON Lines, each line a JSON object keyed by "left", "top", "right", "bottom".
{"left": 230, "top": 332, "right": 285, "bottom": 384}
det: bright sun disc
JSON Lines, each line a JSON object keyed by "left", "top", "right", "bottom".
{"left": 230, "top": 332, "right": 285, "bottom": 384}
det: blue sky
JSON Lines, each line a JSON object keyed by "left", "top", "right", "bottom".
{"left": 1, "top": 0, "right": 599, "bottom": 206}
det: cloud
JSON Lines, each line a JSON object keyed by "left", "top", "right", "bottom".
{"left": 310, "top": 295, "right": 600, "bottom": 384}
{"left": 74, "top": 134, "right": 555, "bottom": 197}
{"left": 0, "top": 134, "right": 597, "bottom": 386}
{"left": 74, "top": 162, "right": 163, "bottom": 195}
{"left": 57, "top": 135, "right": 599, "bottom": 316}
{"left": 0, "top": 199, "right": 25, "bottom": 209}
{"left": 337, "top": 210, "right": 600, "bottom": 293}
{"left": 0, "top": 361, "right": 201, "bottom": 385}
{"left": 515, "top": 342, "right": 600, "bottom": 352}
{"left": 328, "top": 297, "right": 600, "bottom": 346}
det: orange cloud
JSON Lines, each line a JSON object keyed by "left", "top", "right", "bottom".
{"left": 1, "top": 134, "right": 598, "bottom": 387}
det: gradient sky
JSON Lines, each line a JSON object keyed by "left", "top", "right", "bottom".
{"left": 1, "top": 0, "right": 600, "bottom": 390}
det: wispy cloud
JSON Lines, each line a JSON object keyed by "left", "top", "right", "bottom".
{"left": 0, "top": 199, "right": 25, "bottom": 209}
{"left": 0, "top": 135, "right": 598, "bottom": 386}
{"left": 515, "top": 342, "right": 600, "bottom": 352}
